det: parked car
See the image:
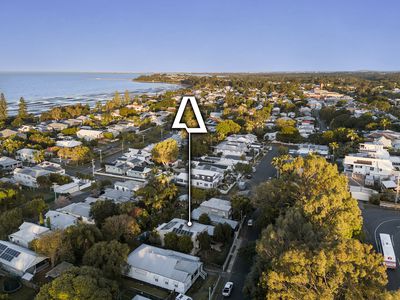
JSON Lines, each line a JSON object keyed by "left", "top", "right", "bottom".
{"left": 245, "top": 173, "right": 252, "bottom": 179}
{"left": 247, "top": 219, "right": 254, "bottom": 227}
{"left": 222, "top": 281, "right": 234, "bottom": 297}
{"left": 176, "top": 293, "right": 193, "bottom": 300}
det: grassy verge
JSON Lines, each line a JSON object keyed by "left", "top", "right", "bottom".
{"left": 187, "top": 274, "right": 218, "bottom": 300}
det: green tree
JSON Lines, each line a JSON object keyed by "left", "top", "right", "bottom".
{"left": 0, "top": 93, "right": 8, "bottom": 127}
{"left": 17, "top": 97, "right": 28, "bottom": 120}
{"left": 90, "top": 200, "right": 119, "bottom": 226}
{"left": 216, "top": 120, "right": 241, "bottom": 140}
{"left": 198, "top": 213, "right": 211, "bottom": 225}
{"left": 213, "top": 223, "right": 232, "bottom": 244}
{"left": 231, "top": 195, "right": 253, "bottom": 219}
{"left": 164, "top": 232, "right": 179, "bottom": 251}
{"left": 0, "top": 208, "right": 23, "bottom": 240}
{"left": 101, "top": 214, "right": 141, "bottom": 243}
{"left": 380, "top": 118, "right": 391, "bottom": 130}
{"left": 264, "top": 240, "right": 387, "bottom": 300}
{"left": 63, "top": 224, "right": 103, "bottom": 263}
{"left": 30, "top": 230, "right": 73, "bottom": 267}
{"left": 151, "top": 138, "right": 178, "bottom": 165}
{"left": 197, "top": 231, "right": 211, "bottom": 251}
{"left": 35, "top": 266, "right": 119, "bottom": 300}
{"left": 83, "top": 240, "right": 130, "bottom": 279}
{"left": 178, "top": 235, "right": 194, "bottom": 254}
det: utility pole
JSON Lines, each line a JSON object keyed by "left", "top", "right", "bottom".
{"left": 99, "top": 149, "right": 102, "bottom": 164}
{"left": 396, "top": 174, "right": 400, "bottom": 204}
{"left": 92, "top": 159, "right": 95, "bottom": 177}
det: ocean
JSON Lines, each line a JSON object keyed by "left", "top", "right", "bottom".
{"left": 0, "top": 72, "right": 180, "bottom": 115}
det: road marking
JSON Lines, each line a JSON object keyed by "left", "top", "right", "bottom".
{"left": 374, "top": 218, "right": 400, "bottom": 254}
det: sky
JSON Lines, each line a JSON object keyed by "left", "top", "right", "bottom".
{"left": 0, "top": 0, "right": 399, "bottom": 72}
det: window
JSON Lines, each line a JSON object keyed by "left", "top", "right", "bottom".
{"left": 165, "top": 279, "right": 169, "bottom": 285}
{"left": 154, "top": 276, "right": 159, "bottom": 282}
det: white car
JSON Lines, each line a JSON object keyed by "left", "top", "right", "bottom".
{"left": 176, "top": 294, "right": 193, "bottom": 300}
{"left": 247, "top": 219, "right": 254, "bottom": 227}
{"left": 222, "top": 281, "right": 234, "bottom": 297}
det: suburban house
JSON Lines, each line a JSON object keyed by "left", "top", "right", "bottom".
{"left": 192, "top": 198, "right": 238, "bottom": 229}
{"left": 296, "top": 144, "right": 329, "bottom": 157}
{"left": 0, "top": 240, "right": 49, "bottom": 278}
{"left": 99, "top": 188, "right": 134, "bottom": 203}
{"left": 57, "top": 202, "right": 94, "bottom": 224}
{"left": 156, "top": 218, "right": 214, "bottom": 253}
{"left": 8, "top": 222, "right": 51, "bottom": 248}
{"left": 126, "top": 244, "right": 206, "bottom": 294}
{"left": 56, "top": 140, "right": 82, "bottom": 148}
{"left": 76, "top": 129, "right": 103, "bottom": 141}
{"left": 175, "top": 168, "right": 223, "bottom": 189}
{"left": 47, "top": 122, "right": 68, "bottom": 131}
{"left": 13, "top": 167, "right": 52, "bottom": 188}
{"left": 126, "top": 166, "right": 152, "bottom": 180}
{"left": 214, "top": 141, "right": 248, "bottom": 157}
{"left": 105, "top": 161, "right": 130, "bottom": 175}
{"left": 114, "top": 180, "right": 146, "bottom": 193}
{"left": 45, "top": 210, "right": 78, "bottom": 230}
{"left": 0, "top": 129, "right": 18, "bottom": 138}
{"left": 16, "top": 148, "right": 39, "bottom": 164}
{"left": 0, "top": 156, "right": 22, "bottom": 171}
{"left": 197, "top": 198, "right": 232, "bottom": 218}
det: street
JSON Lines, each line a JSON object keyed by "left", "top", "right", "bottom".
{"left": 214, "top": 146, "right": 278, "bottom": 300}
{"left": 361, "top": 202, "right": 400, "bottom": 290}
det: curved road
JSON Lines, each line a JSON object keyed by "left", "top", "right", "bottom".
{"left": 362, "top": 203, "right": 400, "bottom": 290}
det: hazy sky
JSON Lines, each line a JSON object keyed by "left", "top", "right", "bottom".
{"left": 1, "top": 0, "right": 399, "bottom": 72}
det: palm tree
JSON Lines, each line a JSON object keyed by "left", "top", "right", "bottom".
{"left": 329, "top": 142, "right": 339, "bottom": 162}
{"left": 380, "top": 118, "right": 391, "bottom": 130}
{"left": 346, "top": 129, "right": 359, "bottom": 143}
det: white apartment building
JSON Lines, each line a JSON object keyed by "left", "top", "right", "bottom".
{"left": 343, "top": 143, "right": 399, "bottom": 182}
{"left": 76, "top": 129, "right": 103, "bottom": 141}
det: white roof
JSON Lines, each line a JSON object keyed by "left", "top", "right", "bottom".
{"left": 0, "top": 240, "right": 47, "bottom": 274}
{"left": 9, "top": 222, "right": 50, "bottom": 245}
{"left": 382, "top": 180, "right": 397, "bottom": 189}
{"left": 45, "top": 210, "right": 77, "bottom": 230}
{"left": 157, "top": 218, "right": 214, "bottom": 236}
{"left": 201, "top": 198, "right": 231, "bottom": 212}
{"left": 192, "top": 208, "right": 238, "bottom": 229}
{"left": 57, "top": 202, "right": 91, "bottom": 219}
{"left": 114, "top": 180, "right": 146, "bottom": 191}
{"left": 56, "top": 140, "right": 82, "bottom": 148}
{"left": 127, "top": 244, "right": 202, "bottom": 283}
{"left": 0, "top": 156, "right": 20, "bottom": 166}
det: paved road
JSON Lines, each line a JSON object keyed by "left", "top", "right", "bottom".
{"left": 361, "top": 202, "right": 400, "bottom": 290}
{"left": 214, "top": 146, "right": 278, "bottom": 300}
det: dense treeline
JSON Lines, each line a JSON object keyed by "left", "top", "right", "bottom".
{"left": 244, "top": 155, "right": 397, "bottom": 299}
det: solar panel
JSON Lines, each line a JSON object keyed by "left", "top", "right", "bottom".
{"left": 5, "top": 248, "right": 20, "bottom": 257}
{"left": 0, "top": 253, "right": 13, "bottom": 262}
{"left": 0, "top": 244, "right": 6, "bottom": 252}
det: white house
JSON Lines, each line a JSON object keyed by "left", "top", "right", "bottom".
{"left": 296, "top": 144, "right": 329, "bottom": 157}
{"left": 0, "top": 156, "right": 22, "bottom": 171}
{"left": 99, "top": 188, "right": 134, "bottom": 203}
{"left": 56, "top": 140, "right": 82, "bottom": 148}
{"left": 57, "top": 202, "right": 94, "bottom": 224}
{"left": 9, "top": 222, "right": 50, "bottom": 248}
{"left": 13, "top": 167, "right": 52, "bottom": 188}
{"left": 214, "top": 141, "right": 248, "bottom": 157}
{"left": 156, "top": 218, "right": 214, "bottom": 253}
{"left": 191, "top": 198, "right": 238, "bottom": 229}
{"left": 114, "top": 180, "right": 146, "bottom": 193}
{"left": 0, "top": 240, "right": 49, "bottom": 278}
{"left": 76, "top": 129, "right": 103, "bottom": 141}
{"left": 16, "top": 148, "right": 39, "bottom": 163}
{"left": 126, "top": 166, "right": 152, "bottom": 180}
{"left": 175, "top": 168, "right": 223, "bottom": 189}
{"left": 126, "top": 244, "right": 206, "bottom": 294}
{"left": 197, "top": 198, "right": 232, "bottom": 218}
{"left": 45, "top": 210, "right": 78, "bottom": 230}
